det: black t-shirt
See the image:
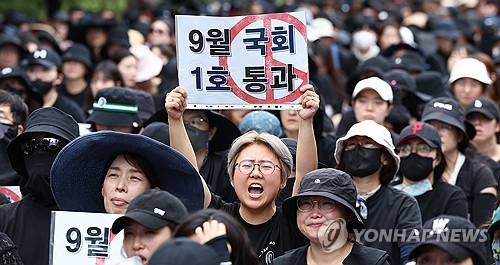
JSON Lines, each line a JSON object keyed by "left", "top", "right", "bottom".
{"left": 416, "top": 181, "right": 468, "bottom": 223}
{"left": 209, "top": 193, "right": 308, "bottom": 264}
{"left": 272, "top": 242, "right": 391, "bottom": 265}
{"left": 362, "top": 186, "right": 422, "bottom": 265}
{"left": 58, "top": 83, "right": 92, "bottom": 113}
{"left": 455, "top": 157, "right": 497, "bottom": 226}
{"left": 0, "top": 195, "right": 56, "bottom": 265}
{"left": 53, "top": 94, "right": 86, "bottom": 123}
{"left": 200, "top": 151, "right": 238, "bottom": 203}
{"left": 391, "top": 180, "right": 468, "bottom": 223}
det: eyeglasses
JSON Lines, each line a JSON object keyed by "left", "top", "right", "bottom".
{"left": 183, "top": 116, "right": 209, "bottom": 130}
{"left": 21, "top": 137, "right": 66, "bottom": 156}
{"left": 297, "top": 197, "right": 336, "bottom": 213}
{"left": 344, "top": 137, "right": 381, "bottom": 151}
{"left": 236, "top": 160, "right": 281, "bottom": 176}
{"left": 397, "top": 142, "right": 433, "bottom": 157}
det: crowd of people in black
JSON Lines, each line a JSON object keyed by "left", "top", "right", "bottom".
{"left": 0, "top": 0, "right": 499, "bottom": 264}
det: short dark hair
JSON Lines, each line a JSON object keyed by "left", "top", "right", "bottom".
{"left": 173, "top": 209, "right": 260, "bottom": 265}
{"left": 0, "top": 90, "right": 28, "bottom": 125}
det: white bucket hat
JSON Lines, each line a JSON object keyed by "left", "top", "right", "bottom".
{"left": 335, "top": 120, "right": 400, "bottom": 175}
{"left": 448, "top": 58, "right": 492, "bottom": 85}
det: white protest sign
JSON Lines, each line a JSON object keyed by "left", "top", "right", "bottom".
{"left": 176, "top": 11, "right": 308, "bottom": 109}
{"left": 50, "top": 211, "right": 125, "bottom": 265}
{"left": 0, "top": 186, "right": 21, "bottom": 202}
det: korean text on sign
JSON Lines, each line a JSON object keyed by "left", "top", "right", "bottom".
{"left": 50, "top": 211, "right": 125, "bottom": 265}
{"left": 176, "top": 11, "right": 309, "bottom": 109}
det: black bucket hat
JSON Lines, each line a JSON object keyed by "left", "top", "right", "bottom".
{"left": 421, "top": 97, "right": 476, "bottom": 150}
{"left": 111, "top": 189, "right": 188, "bottom": 234}
{"left": 0, "top": 33, "right": 28, "bottom": 58}
{"left": 144, "top": 108, "right": 241, "bottom": 152}
{"left": 282, "top": 168, "right": 364, "bottom": 232}
{"left": 50, "top": 131, "right": 204, "bottom": 213}
{"left": 414, "top": 71, "right": 453, "bottom": 102}
{"left": 61, "top": 43, "right": 92, "bottom": 70}
{"left": 7, "top": 107, "right": 80, "bottom": 178}
{"left": 86, "top": 87, "right": 142, "bottom": 129}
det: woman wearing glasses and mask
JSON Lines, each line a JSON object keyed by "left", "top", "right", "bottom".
{"left": 335, "top": 120, "right": 422, "bottom": 265}
{"left": 392, "top": 122, "right": 468, "bottom": 223}
{"left": 273, "top": 168, "right": 390, "bottom": 265}
{"left": 166, "top": 84, "right": 320, "bottom": 264}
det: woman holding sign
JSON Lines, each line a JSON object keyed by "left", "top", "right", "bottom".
{"left": 166, "top": 84, "right": 319, "bottom": 264}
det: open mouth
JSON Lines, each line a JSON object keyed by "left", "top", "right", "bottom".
{"left": 248, "top": 183, "right": 264, "bottom": 196}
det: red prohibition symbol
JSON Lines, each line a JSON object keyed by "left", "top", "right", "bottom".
{"left": 219, "top": 13, "right": 308, "bottom": 104}
{"left": 0, "top": 187, "right": 20, "bottom": 202}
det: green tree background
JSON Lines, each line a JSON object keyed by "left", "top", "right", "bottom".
{"left": 0, "top": 0, "right": 128, "bottom": 20}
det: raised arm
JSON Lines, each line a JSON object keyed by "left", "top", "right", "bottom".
{"left": 293, "top": 84, "right": 319, "bottom": 196}
{"left": 166, "top": 86, "right": 212, "bottom": 208}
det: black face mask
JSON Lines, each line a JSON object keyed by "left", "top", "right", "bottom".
{"left": 185, "top": 124, "right": 210, "bottom": 152}
{"left": 31, "top": 80, "right": 53, "bottom": 95}
{"left": 343, "top": 146, "right": 383, "bottom": 178}
{"left": 400, "top": 153, "right": 434, "bottom": 182}
{"left": 24, "top": 152, "right": 58, "bottom": 206}
{"left": 0, "top": 123, "right": 17, "bottom": 142}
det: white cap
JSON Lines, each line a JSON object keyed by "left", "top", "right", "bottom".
{"left": 352, "top": 77, "right": 393, "bottom": 103}
{"left": 335, "top": 120, "right": 400, "bottom": 176}
{"left": 309, "top": 18, "right": 335, "bottom": 39}
{"left": 448, "top": 58, "right": 492, "bottom": 85}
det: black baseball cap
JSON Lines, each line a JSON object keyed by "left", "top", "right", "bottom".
{"left": 27, "top": 47, "right": 61, "bottom": 69}
{"left": 111, "top": 189, "right": 188, "bottom": 234}
{"left": 0, "top": 67, "right": 31, "bottom": 88}
{"left": 466, "top": 98, "right": 500, "bottom": 121}
{"left": 384, "top": 69, "right": 416, "bottom": 94}
{"left": 282, "top": 168, "right": 364, "bottom": 232}
{"left": 409, "top": 215, "right": 487, "bottom": 265}
{"left": 397, "top": 122, "right": 441, "bottom": 149}
{"left": 148, "top": 238, "right": 220, "bottom": 265}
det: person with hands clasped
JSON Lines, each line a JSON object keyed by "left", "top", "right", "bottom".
{"left": 166, "top": 85, "right": 320, "bottom": 264}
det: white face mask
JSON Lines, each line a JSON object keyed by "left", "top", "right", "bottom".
{"left": 492, "top": 47, "right": 500, "bottom": 58}
{"left": 352, "top": 30, "right": 377, "bottom": 49}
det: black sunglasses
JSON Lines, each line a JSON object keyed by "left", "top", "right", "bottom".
{"left": 21, "top": 137, "right": 66, "bottom": 156}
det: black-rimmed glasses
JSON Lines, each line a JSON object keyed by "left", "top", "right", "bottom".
{"left": 236, "top": 160, "right": 281, "bottom": 176}
{"left": 297, "top": 197, "right": 336, "bottom": 213}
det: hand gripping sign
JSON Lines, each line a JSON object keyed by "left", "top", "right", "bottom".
{"left": 176, "top": 11, "right": 308, "bottom": 109}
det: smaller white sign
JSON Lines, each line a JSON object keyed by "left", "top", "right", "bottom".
{"left": 50, "top": 211, "right": 125, "bottom": 265}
